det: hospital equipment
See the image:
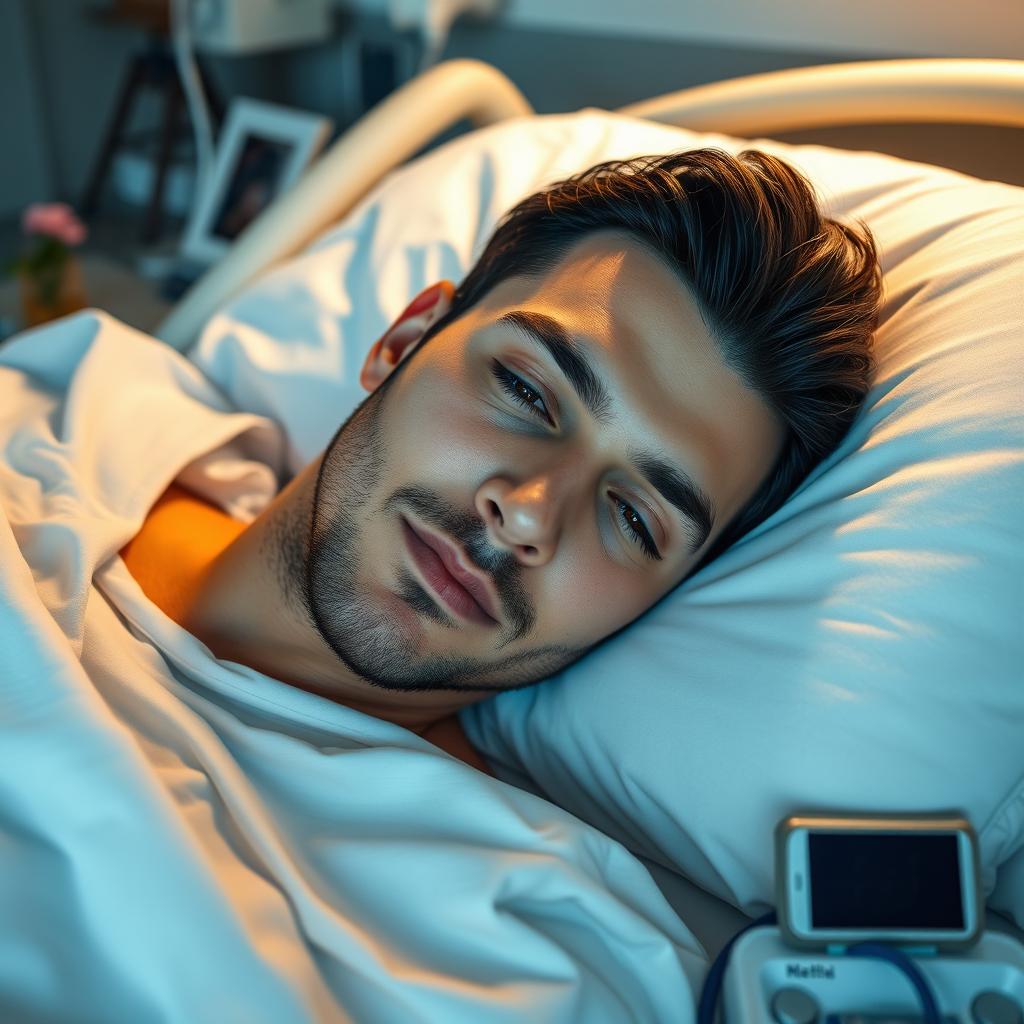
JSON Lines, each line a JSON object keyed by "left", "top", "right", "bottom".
{"left": 187, "top": 0, "right": 331, "bottom": 54}
{"left": 719, "top": 924, "right": 1024, "bottom": 1023}
{"left": 62, "top": 55, "right": 1023, "bottom": 1019}
{"left": 388, "top": 0, "right": 503, "bottom": 74}
{"left": 697, "top": 814, "right": 1024, "bottom": 1022}
{"left": 775, "top": 814, "right": 984, "bottom": 952}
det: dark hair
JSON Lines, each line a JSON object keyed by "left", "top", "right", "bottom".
{"left": 421, "top": 147, "right": 883, "bottom": 576}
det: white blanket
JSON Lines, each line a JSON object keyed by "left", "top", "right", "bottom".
{"left": 0, "top": 310, "right": 707, "bottom": 1023}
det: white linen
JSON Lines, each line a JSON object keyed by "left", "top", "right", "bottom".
{"left": 0, "top": 309, "right": 708, "bottom": 1023}
{"left": 185, "top": 109, "right": 1024, "bottom": 931}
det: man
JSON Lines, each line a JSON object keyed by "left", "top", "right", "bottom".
{"left": 119, "top": 147, "right": 882, "bottom": 776}
{"left": 0, "top": 146, "right": 882, "bottom": 1022}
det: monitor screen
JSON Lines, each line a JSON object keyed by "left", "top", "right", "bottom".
{"left": 809, "top": 831, "right": 963, "bottom": 930}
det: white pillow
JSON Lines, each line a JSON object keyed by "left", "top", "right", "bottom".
{"left": 189, "top": 109, "right": 1024, "bottom": 929}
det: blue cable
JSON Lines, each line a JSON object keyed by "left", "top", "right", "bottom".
{"left": 697, "top": 911, "right": 778, "bottom": 1024}
{"left": 839, "top": 941, "right": 942, "bottom": 1023}
{"left": 697, "top": 912, "right": 944, "bottom": 1024}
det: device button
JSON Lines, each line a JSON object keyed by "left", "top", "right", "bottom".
{"left": 771, "top": 987, "right": 820, "bottom": 1024}
{"left": 972, "top": 990, "right": 1024, "bottom": 1024}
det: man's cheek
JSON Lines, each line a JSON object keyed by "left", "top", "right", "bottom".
{"left": 424, "top": 411, "right": 497, "bottom": 482}
{"left": 556, "top": 557, "right": 642, "bottom": 640}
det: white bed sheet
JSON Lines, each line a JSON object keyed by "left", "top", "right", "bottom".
{"left": 0, "top": 310, "right": 709, "bottom": 1023}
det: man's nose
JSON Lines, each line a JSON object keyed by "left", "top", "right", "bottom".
{"left": 475, "top": 471, "right": 574, "bottom": 567}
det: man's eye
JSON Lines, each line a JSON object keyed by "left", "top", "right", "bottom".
{"left": 490, "top": 360, "right": 550, "bottom": 422}
{"left": 613, "top": 496, "right": 661, "bottom": 561}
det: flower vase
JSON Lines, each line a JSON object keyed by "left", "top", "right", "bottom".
{"left": 19, "top": 253, "right": 88, "bottom": 328}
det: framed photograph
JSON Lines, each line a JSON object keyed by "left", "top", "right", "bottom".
{"left": 180, "top": 97, "right": 333, "bottom": 266}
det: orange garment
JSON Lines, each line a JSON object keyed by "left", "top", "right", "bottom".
{"left": 119, "top": 482, "right": 246, "bottom": 628}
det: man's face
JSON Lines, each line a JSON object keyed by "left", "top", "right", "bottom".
{"left": 303, "top": 229, "right": 786, "bottom": 695}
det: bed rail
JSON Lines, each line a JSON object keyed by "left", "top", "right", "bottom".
{"left": 158, "top": 56, "right": 1024, "bottom": 355}
{"left": 616, "top": 58, "right": 1024, "bottom": 134}
{"left": 155, "top": 58, "right": 532, "bottom": 353}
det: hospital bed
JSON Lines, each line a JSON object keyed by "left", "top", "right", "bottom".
{"left": 111, "top": 55, "right": 1022, "bottom": 1015}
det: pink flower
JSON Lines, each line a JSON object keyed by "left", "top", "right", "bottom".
{"left": 21, "top": 203, "right": 87, "bottom": 247}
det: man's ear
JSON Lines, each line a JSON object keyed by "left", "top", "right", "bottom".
{"left": 359, "top": 281, "right": 455, "bottom": 391}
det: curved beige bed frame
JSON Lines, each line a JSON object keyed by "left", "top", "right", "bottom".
{"left": 155, "top": 56, "right": 1024, "bottom": 354}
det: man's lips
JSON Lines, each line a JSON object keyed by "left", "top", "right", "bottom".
{"left": 401, "top": 517, "right": 499, "bottom": 627}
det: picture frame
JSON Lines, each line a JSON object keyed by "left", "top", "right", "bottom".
{"left": 180, "top": 97, "right": 333, "bottom": 266}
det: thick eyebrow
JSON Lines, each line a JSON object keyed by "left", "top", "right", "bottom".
{"left": 495, "top": 309, "right": 718, "bottom": 554}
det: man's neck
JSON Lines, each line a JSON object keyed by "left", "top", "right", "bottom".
{"left": 118, "top": 480, "right": 497, "bottom": 776}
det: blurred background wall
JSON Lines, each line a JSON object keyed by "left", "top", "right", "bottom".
{"left": 0, "top": 0, "right": 1020, "bottom": 339}
{"left": 2, "top": 0, "right": 1021, "bottom": 225}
